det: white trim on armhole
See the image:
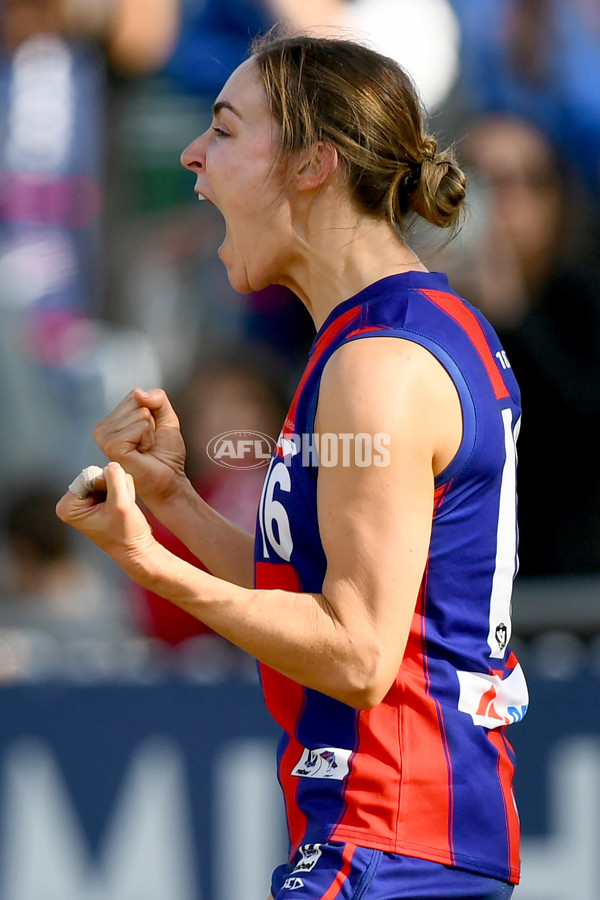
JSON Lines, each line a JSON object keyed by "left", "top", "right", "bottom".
{"left": 487, "top": 409, "right": 520, "bottom": 660}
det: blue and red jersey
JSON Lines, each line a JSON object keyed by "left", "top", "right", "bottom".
{"left": 254, "top": 271, "right": 528, "bottom": 885}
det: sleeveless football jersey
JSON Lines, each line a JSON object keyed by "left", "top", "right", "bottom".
{"left": 254, "top": 271, "right": 528, "bottom": 885}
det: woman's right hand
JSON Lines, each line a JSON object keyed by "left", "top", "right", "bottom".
{"left": 93, "top": 388, "right": 188, "bottom": 506}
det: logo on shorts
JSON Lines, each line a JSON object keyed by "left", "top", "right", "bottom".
{"left": 291, "top": 746, "right": 351, "bottom": 780}
{"left": 282, "top": 877, "right": 304, "bottom": 891}
{"left": 292, "top": 844, "right": 322, "bottom": 874}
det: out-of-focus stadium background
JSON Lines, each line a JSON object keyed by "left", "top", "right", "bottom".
{"left": 0, "top": 1, "right": 599, "bottom": 897}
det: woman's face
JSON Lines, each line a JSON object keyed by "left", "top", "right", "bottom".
{"left": 181, "top": 59, "right": 292, "bottom": 293}
{"left": 461, "top": 117, "right": 563, "bottom": 285}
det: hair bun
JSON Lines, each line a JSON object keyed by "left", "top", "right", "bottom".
{"left": 411, "top": 142, "right": 466, "bottom": 232}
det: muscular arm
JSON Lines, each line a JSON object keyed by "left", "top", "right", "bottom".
{"left": 314, "top": 337, "right": 460, "bottom": 698}
{"left": 148, "top": 483, "right": 256, "bottom": 589}
{"left": 59, "top": 339, "right": 461, "bottom": 707}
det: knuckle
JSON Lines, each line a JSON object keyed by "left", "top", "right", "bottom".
{"left": 94, "top": 432, "right": 113, "bottom": 455}
{"left": 93, "top": 425, "right": 107, "bottom": 449}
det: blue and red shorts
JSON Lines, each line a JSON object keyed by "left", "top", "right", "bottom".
{"left": 271, "top": 843, "right": 515, "bottom": 900}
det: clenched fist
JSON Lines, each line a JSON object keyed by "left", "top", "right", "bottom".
{"left": 56, "top": 461, "right": 156, "bottom": 576}
{"left": 93, "top": 388, "right": 188, "bottom": 508}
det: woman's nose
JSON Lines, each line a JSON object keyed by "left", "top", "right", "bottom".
{"left": 180, "top": 132, "right": 207, "bottom": 171}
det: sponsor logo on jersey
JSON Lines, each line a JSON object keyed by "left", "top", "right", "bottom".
{"left": 291, "top": 747, "right": 351, "bottom": 780}
{"left": 292, "top": 844, "right": 322, "bottom": 874}
{"left": 457, "top": 663, "right": 529, "bottom": 728}
{"left": 282, "top": 877, "right": 304, "bottom": 890}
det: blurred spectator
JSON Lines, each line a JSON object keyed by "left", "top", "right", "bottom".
{"left": 2, "top": 0, "right": 273, "bottom": 87}
{"left": 0, "top": 481, "right": 130, "bottom": 640}
{"left": 2, "top": 0, "right": 460, "bottom": 108}
{"left": 436, "top": 114, "right": 600, "bottom": 576}
{"left": 452, "top": 0, "right": 600, "bottom": 195}
{"left": 134, "top": 346, "right": 290, "bottom": 645}
{"left": 1, "top": 0, "right": 181, "bottom": 72}
{"left": 0, "top": 22, "right": 163, "bottom": 486}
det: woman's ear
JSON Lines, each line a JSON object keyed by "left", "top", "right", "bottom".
{"left": 295, "top": 141, "right": 339, "bottom": 191}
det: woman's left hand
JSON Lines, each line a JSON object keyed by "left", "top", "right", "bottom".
{"left": 56, "top": 462, "right": 156, "bottom": 573}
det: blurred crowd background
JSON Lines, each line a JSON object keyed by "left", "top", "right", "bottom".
{"left": 0, "top": 0, "right": 599, "bottom": 683}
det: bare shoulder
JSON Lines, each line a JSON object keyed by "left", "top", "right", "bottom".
{"left": 317, "top": 336, "right": 462, "bottom": 475}
{"left": 321, "top": 335, "right": 454, "bottom": 397}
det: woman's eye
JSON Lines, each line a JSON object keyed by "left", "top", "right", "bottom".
{"left": 212, "top": 126, "right": 229, "bottom": 137}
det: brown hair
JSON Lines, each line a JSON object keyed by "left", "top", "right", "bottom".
{"left": 252, "top": 33, "right": 466, "bottom": 235}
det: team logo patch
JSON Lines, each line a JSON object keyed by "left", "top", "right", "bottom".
{"left": 495, "top": 622, "right": 508, "bottom": 651}
{"left": 292, "top": 844, "right": 322, "bottom": 874}
{"left": 291, "top": 746, "right": 351, "bottom": 780}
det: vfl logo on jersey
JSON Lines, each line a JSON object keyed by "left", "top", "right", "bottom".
{"left": 282, "top": 877, "right": 304, "bottom": 891}
{"left": 495, "top": 622, "right": 508, "bottom": 652}
{"left": 457, "top": 663, "right": 529, "bottom": 728}
{"left": 292, "top": 844, "right": 322, "bottom": 874}
{"left": 292, "top": 746, "right": 351, "bottom": 780}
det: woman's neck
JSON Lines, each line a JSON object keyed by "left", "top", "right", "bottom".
{"left": 279, "top": 195, "right": 428, "bottom": 330}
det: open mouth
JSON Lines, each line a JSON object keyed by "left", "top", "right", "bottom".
{"left": 194, "top": 190, "right": 227, "bottom": 257}
{"left": 195, "top": 190, "right": 217, "bottom": 208}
